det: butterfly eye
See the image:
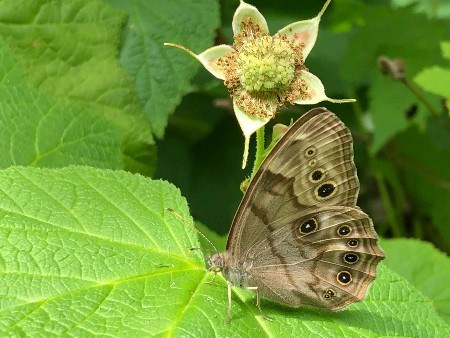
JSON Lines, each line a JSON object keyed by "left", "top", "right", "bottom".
{"left": 337, "top": 225, "right": 352, "bottom": 237}
{"left": 305, "top": 147, "right": 316, "bottom": 157}
{"left": 299, "top": 218, "right": 318, "bottom": 234}
{"left": 343, "top": 253, "right": 359, "bottom": 264}
{"left": 308, "top": 159, "right": 316, "bottom": 166}
{"left": 337, "top": 271, "right": 352, "bottom": 285}
{"left": 347, "top": 239, "right": 358, "bottom": 247}
{"left": 309, "top": 169, "right": 325, "bottom": 182}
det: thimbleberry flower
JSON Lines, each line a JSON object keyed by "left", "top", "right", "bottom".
{"left": 166, "top": 0, "right": 354, "bottom": 167}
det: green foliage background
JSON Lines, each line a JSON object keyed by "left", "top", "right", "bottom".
{"left": 0, "top": 0, "right": 449, "bottom": 336}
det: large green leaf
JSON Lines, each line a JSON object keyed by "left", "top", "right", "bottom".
{"left": 0, "top": 167, "right": 448, "bottom": 336}
{"left": 106, "top": 0, "right": 220, "bottom": 138}
{"left": 0, "top": 0, "right": 155, "bottom": 175}
{"left": 383, "top": 238, "right": 450, "bottom": 324}
{"left": 0, "top": 167, "right": 202, "bottom": 336}
{"left": 0, "top": 41, "right": 122, "bottom": 169}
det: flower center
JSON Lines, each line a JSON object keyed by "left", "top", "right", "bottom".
{"left": 238, "top": 36, "right": 295, "bottom": 93}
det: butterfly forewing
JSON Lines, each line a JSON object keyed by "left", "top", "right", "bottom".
{"left": 227, "top": 108, "right": 359, "bottom": 258}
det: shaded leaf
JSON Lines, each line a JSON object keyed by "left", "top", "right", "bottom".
{"left": 195, "top": 221, "right": 227, "bottom": 253}
{"left": 390, "top": 0, "right": 450, "bottom": 19}
{"left": 392, "top": 121, "right": 450, "bottom": 250}
{"left": 341, "top": 4, "right": 450, "bottom": 152}
{"left": 106, "top": 0, "right": 220, "bottom": 138}
{"left": 156, "top": 114, "right": 245, "bottom": 235}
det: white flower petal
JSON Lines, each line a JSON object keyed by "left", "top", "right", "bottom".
{"left": 164, "top": 43, "right": 232, "bottom": 80}
{"left": 277, "top": 0, "right": 331, "bottom": 61}
{"left": 233, "top": 98, "right": 270, "bottom": 168}
{"left": 294, "top": 70, "right": 356, "bottom": 104}
{"left": 232, "top": 1, "right": 269, "bottom": 36}
{"left": 198, "top": 45, "right": 234, "bottom": 80}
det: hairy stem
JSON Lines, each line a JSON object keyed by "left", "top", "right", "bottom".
{"left": 251, "top": 127, "right": 266, "bottom": 179}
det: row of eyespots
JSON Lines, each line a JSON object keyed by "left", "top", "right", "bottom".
{"left": 300, "top": 222, "right": 359, "bottom": 249}
{"left": 323, "top": 270, "right": 353, "bottom": 301}
{"left": 337, "top": 224, "right": 359, "bottom": 286}
{"left": 337, "top": 225, "right": 360, "bottom": 259}
{"left": 324, "top": 271, "right": 354, "bottom": 300}
{"left": 301, "top": 222, "right": 360, "bottom": 243}
{"left": 323, "top": 288, "right": 335, "bottom": 300}
{"left": 305, "top": 146, "right": 338, "bottom": 201}
{"left": 306, "top": 146, "right": 322, "bottom": 181}
{"left": 296, "top": 221, "right": 361, "bottom": 299}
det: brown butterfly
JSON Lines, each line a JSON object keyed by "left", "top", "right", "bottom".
{"left": 209, "top": 107, "right": 385, "bottom": 322}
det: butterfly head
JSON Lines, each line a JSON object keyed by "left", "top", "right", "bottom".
{"left": 207, "top": 252, "right": 227, "bottom": 273}
{"left": 208, "top": 252, "right": 251, "bottom": 288}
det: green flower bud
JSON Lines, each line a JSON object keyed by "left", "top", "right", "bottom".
{"left": 238, "top": 36, "right": 295, "bottom": 93}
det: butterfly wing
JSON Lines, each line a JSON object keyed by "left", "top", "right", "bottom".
{"left": 246, "top": 206, "right": 384, "bottom": 309}
{"left": 225, "top": 107, "right": 383, "bottom": 310}
{"left": 227, "top": 108, "right": 359, "bottom": 258}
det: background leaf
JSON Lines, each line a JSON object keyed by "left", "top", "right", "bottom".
{"left": 391, "top": 122, "right": 450, "bottom": 250}
{"left": 0, "top": 41, "right": 123, "bottom": 169}
{"left": 340, "top": 3, "right": 450, "bottom": 152}
{"left": 415, "top": 41, "right": 450, "bottom": 102}
{"left": 0, "top": 0, "right": 155, "bottom": 175}
{"left": 391, "top": 0, "right": 450, "bottom": 19}
{"left": 106, "top": 0, "right": 220, "bottom": 138}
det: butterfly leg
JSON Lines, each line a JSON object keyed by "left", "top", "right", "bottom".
{"left": 205, "top": 265, "right": 222, "bottom": 284}
{"left": 245, "top": 286, "right": 273, "bottom": 321}
{"left": 205, "top": 270, "right": 217, "bottom": 285}
{"left": 227, "top": 281, "right": 233, "bottom": 324}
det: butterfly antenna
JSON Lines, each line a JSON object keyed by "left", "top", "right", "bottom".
{"left": 165, "top": 208, "right": 218, "bottom": 253}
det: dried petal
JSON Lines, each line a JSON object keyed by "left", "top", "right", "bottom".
{"left": 377, "top": 56, "right": 405, "bottom": 81}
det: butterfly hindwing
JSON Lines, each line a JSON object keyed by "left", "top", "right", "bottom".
{"left": 246, "top": 206, "right": 384, "bottom": 309}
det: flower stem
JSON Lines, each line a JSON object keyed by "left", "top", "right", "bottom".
{"left": 319, "top": 0, "right": 332, "bottom": 18}
{"left": 250, "top": 127, "right": 266, "bottom": 179}
{"left": 372, "top": 158, "right": 405, "bottom": 237}
{"left": 401, "top": 77, "right": 450, "bottom": 134}
{"left": 401, "top": 78, "right": 438, "bottom": 117}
